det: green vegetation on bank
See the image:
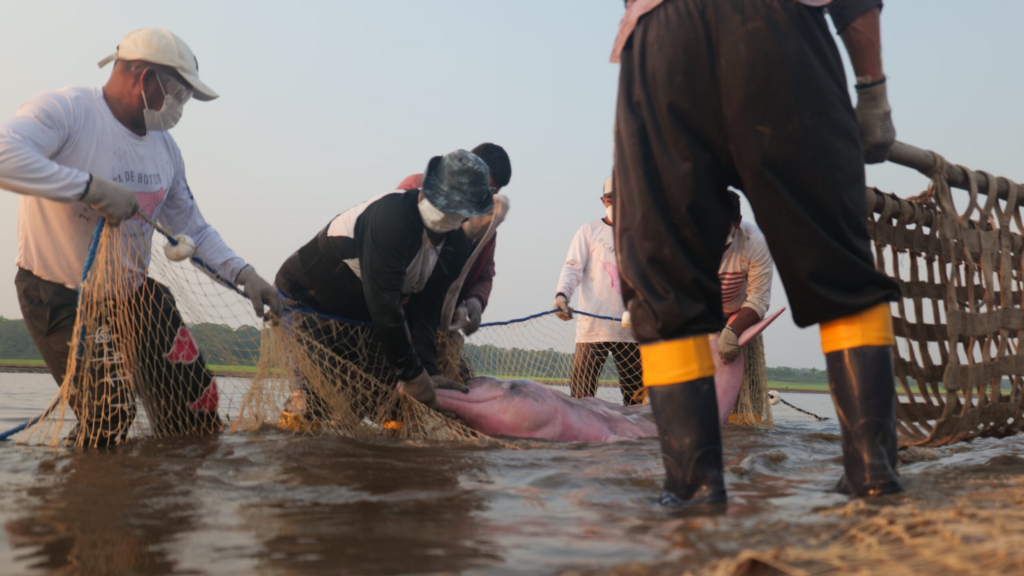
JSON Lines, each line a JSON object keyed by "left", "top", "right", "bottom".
{"left": 0, "top": 317, "right": 42, "bottom": 360}
{"left": 766, "top": 366, "right": 828, "bottom": 384}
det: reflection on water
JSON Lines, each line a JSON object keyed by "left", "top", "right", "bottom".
{"left": 1, "top": 373, "right": 1023, "bottom": 575}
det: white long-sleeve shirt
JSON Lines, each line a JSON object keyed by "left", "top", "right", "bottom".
{"left": 554, "top": 218, "right": 633, "bottom": 343}
{"left": 0, "top": 87, "right": 245, "bottom": 289}
{"left": 719, "top": 220, "right": 773, "bottom": 318}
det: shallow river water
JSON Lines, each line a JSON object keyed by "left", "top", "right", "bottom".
{"left": 2, "top": 373, "right": 1024, "bottom": 575}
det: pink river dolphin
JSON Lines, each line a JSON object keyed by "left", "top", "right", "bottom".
{"left": 436, "top": 308, "right": 786, "bottom": 442}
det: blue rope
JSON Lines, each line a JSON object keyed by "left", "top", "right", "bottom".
{"left": 1, "top": 218, "right": 107, "bottom": 442}
{"left": 285, "top": 304, "right": 623, "bottom": 329}
{"left": 1, "top": 218, "right": 626, "bottom": 442}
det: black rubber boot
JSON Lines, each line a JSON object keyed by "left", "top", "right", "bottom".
{"left": 647, "top": 377, "right": 727, "bottom": 508}
{"left": 826, "top": 345, "right": 904, "bottom": 497}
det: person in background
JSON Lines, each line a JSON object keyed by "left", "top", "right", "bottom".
{"left": 716, "top": 191, "right": 774, "bottom": 363}
{"left": 276, "top": 150, "right": 493, "bottom": 414}
{"left": 397, "top": 143, "right": 512, "bottom": 335}
{"left": 0, "top": 28, "right": 282, "bottom": 445}
{"left": 553, "top": 176, "right": 643, "bottom": 406}
{"left": 612, "top": 0, "right": 902, "bottom": 508}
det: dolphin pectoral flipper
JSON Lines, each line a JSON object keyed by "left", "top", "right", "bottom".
{"left": 737, "top": 307, "right": 786, "bottom": 347}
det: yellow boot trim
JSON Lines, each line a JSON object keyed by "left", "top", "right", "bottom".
{"left": 819, "top": 303, "right": 895, "bottom": 354}
{"left": 640, "top": 334, "right": 716, "bottom": 387}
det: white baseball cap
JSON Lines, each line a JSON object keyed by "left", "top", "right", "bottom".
{"left": 98, "top": 28, "right": 218, "bottom": 101}
{"left": 603, "top": 176, "right": 614, "bottom": 196}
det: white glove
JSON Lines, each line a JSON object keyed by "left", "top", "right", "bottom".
{"left": 82, "top": 176, "right": 139, "bottom": 225}
{"left": 718, "top": 326, "right": 741, "bottom": 363}
{"left": 554, "top": 294, "right": 573, "bottom": 321}
{"left": 163, "top": 234, "right": 196, "bottom": 262}
{"left": 236, "top": 266, "right": 284, "bottom": 320}
{"left": 855, "top": 77, "right": 895, "bottom": 164}
{"left": 398, "top": 371, "right": 438, "bottom": 409}
{"left": 621, "top": 311, "right": 632, "bottom": 330}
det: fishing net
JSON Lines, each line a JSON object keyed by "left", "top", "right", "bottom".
{"left": 703, "top": 476, "right": 1024, "bottom": 576}
{"left": 730, "top": 333, "right": 774, "bottom": 428}
{"left": 21, "top": 223, "right": 267, "bottom": 448}
{"left": 19, "top": 217, "right": 779, "bottom": 447}
{"left": 867, "top": 161, "right": 1024, "bottom": 446}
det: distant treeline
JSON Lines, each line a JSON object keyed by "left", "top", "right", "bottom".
{"left": 0, "top": 317, "right": 876, "bottom": 384}
{"left": 464, "top": 342, "right": 617, "bottom": 381}
{"left": 0, "top": 317, "right": 41, "bottom": 360}
{"left": 766, "top": 366, "right": 829, "bottom": 384}
{"left": 0, "top": 316, "right": 261, "bottom": 366}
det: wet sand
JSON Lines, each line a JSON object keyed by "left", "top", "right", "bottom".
{"left": 1, "top": 373, "right": 1022, "bottom": 575}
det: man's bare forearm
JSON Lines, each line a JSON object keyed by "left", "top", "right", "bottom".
{"left": 839, "top": 7, "right": 883, "bottom": 84}
{"left": 726, "top": 307, "right": 760, "bottom": 337}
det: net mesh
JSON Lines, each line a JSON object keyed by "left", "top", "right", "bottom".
{"left": 21, "top": 222, "right": 778, "bottom": 448}
{"left": 703, "top": 477, "right": 1024, "bottom": 575}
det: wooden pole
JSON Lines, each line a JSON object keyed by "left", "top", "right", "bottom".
{"left": 887, "top": 141, "right": 1017, "bottom": 200}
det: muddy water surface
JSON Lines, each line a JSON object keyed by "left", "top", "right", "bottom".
{"left": 2, "top": 373, "right": 1023, "bottom": 575}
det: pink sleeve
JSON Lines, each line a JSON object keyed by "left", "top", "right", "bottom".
{"left": 397, "top": 173, "right": 423, "bottom": 190}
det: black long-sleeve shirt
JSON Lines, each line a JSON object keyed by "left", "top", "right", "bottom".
{"left": 276, "top": 189, "right": 471, "bottom": 381}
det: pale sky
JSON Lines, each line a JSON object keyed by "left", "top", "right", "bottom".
{"left": 0, "top": 1, "right": 1021, "bottom": 369}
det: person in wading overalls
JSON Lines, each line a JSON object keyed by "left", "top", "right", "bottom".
{"left": 552, "top": 176, "right": 643, "bottom": 406}
{"left": 275, "top": 150, "right": 492, "bottom": 422}
{"left": 0, "top": 28, "right": 283, "bottom": 446}
{"left": 611, "top": 0, "right": 902, "bottom": 507}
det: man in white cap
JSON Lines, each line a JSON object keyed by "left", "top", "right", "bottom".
{"left": 552, "top": 176, "right": 643, "bottom": 406}
{"left": 0, "top": 28, "right": 282, "bottom": 445}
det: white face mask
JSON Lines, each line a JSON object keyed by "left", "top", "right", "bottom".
{"left": 142, "top": 72, "right": 191, "bottom": 131}
{"left": 605, "top": 205, "right": 614, "bottom": 223}
{"left": 418, "top": 198, "right": 465, "bottom": 233}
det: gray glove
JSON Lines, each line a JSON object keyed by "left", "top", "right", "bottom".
{"left": 83, "top": 175, "right": 139, "bottom": 225}
{"left": 718, "top": 326, "right": 741, "bottom": 363}
{"left": 553, "top": 293, "right": 573, "bottom": 321}
{"left": 399, "top": 370, "right": 437, "bottom": 409}
{"left": 462, "top": 297, "right": 483, "bottom": 335}
{"left": 854, "top": 77, "right": 895, "bottom": 164}
{"left": 431, "top": 374, "right": 469, "bottom": 393}
{"left": 236, "top": 266, "right": 284, "bottom": 321}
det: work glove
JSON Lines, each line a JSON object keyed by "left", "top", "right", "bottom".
{"left": 718, "top": 326, "right": 741, "bottom": 363}
{"left": 450, "top": 297, "right": 484, "bottom": 335}
{"left": 236, "top": 266, "right": 284, "bottom": 321}
{"left": 431, "top": 374, "right": 469, "bottom": 393}
{"left": 621, "top": 311, "right": 632, "bottom": 330}
{"left": 398, "top": 370, "right": 438, "bottom": 409}
{"left": 854, "top": 77, "right": 895, "bottom": 164}
{"left": 553, "top": 294, "right": 573, "bottom": 321}
{"left": 82, "top": 175, "right": 139, "bottom": 225}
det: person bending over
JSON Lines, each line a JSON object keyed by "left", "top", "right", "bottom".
{"left": 553, "top": 176, "right": 642, "bottom": 406}
{"left": 276, "top": 150, "right": 493, "bottom": 417}
{"left": 397, "top": 143, "right": 512, "bottom": 335}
